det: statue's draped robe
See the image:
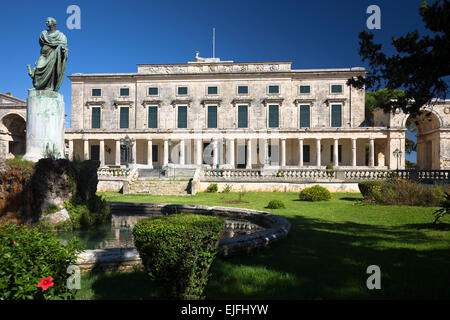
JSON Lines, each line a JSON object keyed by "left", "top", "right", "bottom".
{"left": 32, "top": 30, "right": 68, "bottom": 91}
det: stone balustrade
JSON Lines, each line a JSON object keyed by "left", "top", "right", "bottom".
{"left": 97, "top": 167, "right": 131, "bottom": 178}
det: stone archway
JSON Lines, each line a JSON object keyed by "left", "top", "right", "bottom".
{"left": 404, "top": 110, "right": 442, "bottom": 170}
{"left": 0, "top": 113, "right": 26, "bottom": 157}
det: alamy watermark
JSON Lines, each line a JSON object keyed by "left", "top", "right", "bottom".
{"left": 66, "top": 5, "right": 81, "bottom": 30}
{"left": 366, "top": 265, "right": 381, "bottom": 290}
{"left": 366, "top": 5, "right": 381, "bottom": 30}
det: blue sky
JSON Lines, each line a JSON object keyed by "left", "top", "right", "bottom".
{"left": 1, "top": 0, "right": 428, "bottom": 161}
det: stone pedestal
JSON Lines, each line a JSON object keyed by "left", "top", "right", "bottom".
{"left": 23, "top": 89, "right": 65, "bottom": 162}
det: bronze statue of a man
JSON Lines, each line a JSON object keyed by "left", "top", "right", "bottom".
{"left": 27, "top": 17, "right": 68, "bottom": 92}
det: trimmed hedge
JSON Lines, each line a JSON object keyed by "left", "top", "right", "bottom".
{"left": 206, "top": 183, "right": 218, "bottom": 193}
{"left": 267, "top": 200, "right": 286, "bottom": 209}
{"left": 132, "top": 214, "right": 224, "bottom": 300}
{"left": 0, "top": 223, "right": 82, "bottom": 300}
{"left": 299, "top": 185, "right": 332, "bottom": 201}
{"left": 358, "top": 181, "right": 385, "bottom": 199}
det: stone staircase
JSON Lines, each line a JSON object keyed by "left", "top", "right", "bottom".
{"left": 127, "top": 178, "right": 192, "bottom": 195}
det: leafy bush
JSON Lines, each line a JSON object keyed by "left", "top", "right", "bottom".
{"left": 299, "top": 185, "right": 332, "bottom": 201}
{"left": 63, "top": 195, "right": 111, "bottom": 229}
{"left": 222, "top": 184, "right": 232, "bottom": 193}
{"left": 5, "top": 156, "right": 35, "bottom": 170}
{"left": 326, "top": 163, "right": 334, "bottom": 170}
{"left": 133, "top": 214, "right": 224, "bottom": 300}
{"left": 0, "top": 223, "right": 82, "bottom": 300}
{"left": 43, "top": 204, "right": 61, "bottom": 215}
{"left": 266, "top": 200, "right": 286, "bottom": 209}
{"left": 359, "top": 179, "right": 446, "bottom": 206}
{"left": 433, "top": 192, "right": 450, "bottom": 224}
{"left": 206, "top": 183, "right": 218, "bottom": 193}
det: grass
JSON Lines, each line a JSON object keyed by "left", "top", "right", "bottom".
{"left": 76, "top": 191, "right": 450, "bottom": 300}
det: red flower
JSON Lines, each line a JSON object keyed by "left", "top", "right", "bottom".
{"left": 13, "top": 240, "right": 16, "bottom": 246}
{"left": 37, "top": 277, "right": 54, "bottom": 291}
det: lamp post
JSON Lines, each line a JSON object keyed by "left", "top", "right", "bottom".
{"left": 120, "top": 135, "right": 132, "bottom": 168}
{"left": 393, "top": 148, "right": 403, "bottom": 172}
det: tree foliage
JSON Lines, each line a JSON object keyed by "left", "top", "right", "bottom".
{"left": 348, "top": 0, "right": 450, "bottom": 116}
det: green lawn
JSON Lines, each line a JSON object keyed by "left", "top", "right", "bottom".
{"left": 77, "top": 191, "right": 450, "bottom": 300}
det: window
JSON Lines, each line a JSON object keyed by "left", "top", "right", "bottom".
{"left": 330, "top": 145, "right": 342, "bottom": 163}
{"left": 148, "top": 106, "right": 158, "bottom": 128}
{"left": 238, "top": 105, "right": 248, "bottom": 128}
{"left": 178, "top": 86, "right": 188, "bottom": 95}
{"left": 207, "top": 106, "right": 218, "bottom": 128}
{"left": 331, "top": 85, "right": 343, "bottom": 93}
{"left": 237, "top": 86, "right": 248, "bottom": 95}
{"left": 152, "top": 145, "right": 158, "bottom": 162}
{"left": 331, "top": 104, "right": 342, "bottom": 127}
{"left": 148, "top": 87, "right": 158, "bottom": 96}
{"left": 268, "top": 85, "right": 279, "bottom": 94}
{"left": 91, "top": 107, "right": 101, "bottom": 129}
{"left": 120, "top": 107, "right": 129, "bottom": 128}
{"left": 177, "top": 106, "right": 187, "bottom": 128}
{"left": 120, "top": 88, "right": 130, "bottom": 96}
{"left": 303, "top": 145, "right": 310, "bottom": 163}
{"left": 92, "top": 88, "right": 101, "bottom": 97}
{"left": 207, "top": 86, "right": 218, "bottom": 95}
{"left": 268, "top": 105, "right": 279, "bottom": 128}
{"left": 299, "top": 105, "right": 310, "bottom": 128}
{"left": 90, "top": 146, "right": 100, "bottom": 161}
{"left": 300, "top": 85, "right": 310, "bottom": 94}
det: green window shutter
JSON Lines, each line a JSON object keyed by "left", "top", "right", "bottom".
{"left": 178, "top": 106, "right": 187, "bottom": 128}
{"left": 303, "top": 145, "right": 310, "bottom": 163}
{"left": 331, "top": 104, "right": 342, "bottom": 127}
{"left": 178, "top": 87, "right": 188, "bottom": 95}
{"left": 299, "top": 105, "right": 310, "bottom": 128}
{"left": 268, "top": 105, "right": 279, "bottom": 128}
{"left": 331, "top": 85, "right": 342, "bottom": 93}
{"left": 120, "top": 107, "right": 129, "bottom": 128}
{"left": 208, "top": 86, "right": 218, "bottom": 95}
{"left": 120, "top": 88, "right": 129, "bottom": 96}
{"left": 148, "top": 87, "right": 158, "bottom": 95}
{"left": 238, "top": 105, "right": 248, "bottom": 128}
{"left": 148, "top": 107, "right": 158, "bottom": 128}
{"left": 92, "top": 89, "right": 101, "bottom": 96}
{"left": 269, "top": 85, "right": 279, "bottom": 94}
{"left": 238, "top": 86, "right": 248, "bottom": 94}
{"left": 208, "top": 106, "right": 218, "bottom": 128}
{"left": 300, "top": 85, "right": 310, "bottom": 94}
{"left": 91, "top": 107, "right": 101, "bottom": 129}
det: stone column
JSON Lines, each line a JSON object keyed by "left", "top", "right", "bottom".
{"left": 316, "top": 138, "right": 321, "bottom": 168}
{"left": 195, "top": 139, "right": 202, "bottom": 165}
{"left": 333, "top": 138, "right": 339, "bottom": 167}
{"left": 212, "top": 139, "right": 218, "bottom": 168}
{"left": 281, "top": 138, "right": 286, "bottom": 167}
{"left": 246, "top": 139, "right": 252, "bottom": 169}
{"left": 369, "top": 138, "right": 375, "bottom": 167}
{"left": 132, "top": 139, "right": 137, "bottom": 165}
{"left": 264, "top": 139, "right": 269, "bottom": 165}
{"left": 351, "top": 138, "right": 357, "bottom": 167}
{"left": 298, "top": 139, "right": 303, "bottom": 167}
{"left": 68, "top": 139, "right": 74, "bottom": 161}
{"left": 99, "top": 139, "right": 105, "bottom": 167}
{"left": 179, "top": 140, "right": 185, "bottom": 165}
{"left": 147, "top": 139, "right": 153, "bottom": 168}
{"left": 163, "top": 139, "right": 169, "bottom": 166}
{"left": 227, "top": 139, "right": 235, "bottom": 168}
{"left": 115, "top": 140, "right": 121, "bottom": 166}
{"left": 83, "top": 139, "right": 89, "bottom": 160}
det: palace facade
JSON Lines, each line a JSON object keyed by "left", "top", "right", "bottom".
{"left": 2, "top": 54, "right": 449, "bottom": 170}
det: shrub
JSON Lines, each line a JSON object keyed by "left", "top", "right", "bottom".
{"left": 222, "top": 184, "right": 232, "bottom": 193}
{"left": 326, "top": 163, "right": 334, "bottom": 170}
{"left": 206, "top": 183, "right": 218, "bottom": 193}
{"left": 0, "top": 223, "right": 82, "bottom": 300}
{"left": 43, "top": 204, "right": 61, "bottom": 215}
{"left": 63, "top": 195, "right": 111, "bottom": 229}
{"left": 299, "top": 185, "right": 332, "bottom": 201}
{"left": 5, "top": 156, "right": 35, "bottom": 170}
{"left": 359, "top": 179, "right": 446, "bottom": 206}
{"left": 133, "top": 214, "right": 224, "bottom": 300}
{"left": 266, "top": 200, "right": 286, "bottom": 209}
{"left": 433, "top": 192, "right": 450, "bottom": 224}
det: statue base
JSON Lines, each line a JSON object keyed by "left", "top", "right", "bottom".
{"left": 23, "top": 89, "right": 65, "bottom": 162}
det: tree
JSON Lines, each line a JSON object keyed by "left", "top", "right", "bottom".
{"left": 348, "top": 0, "right": 450, "bottom": 116}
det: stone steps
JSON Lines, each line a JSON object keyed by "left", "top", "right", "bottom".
{"left": 127, "top": 178, "right": 192, "bottom": 195}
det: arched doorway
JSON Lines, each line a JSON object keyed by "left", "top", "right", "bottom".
{"left": 404, "top": 110, "right": 441, "bottom": 170}
{"left": 0, "top": 113, "right": 26, "bottom": 157}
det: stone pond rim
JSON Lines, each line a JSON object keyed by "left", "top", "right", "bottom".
{"left": 76, "top": 202, "right": 292, "bottom": 271}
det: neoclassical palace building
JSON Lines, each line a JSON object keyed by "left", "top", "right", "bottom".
{"left": 1, "top": 54, "right": 449, "bottom": 171}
